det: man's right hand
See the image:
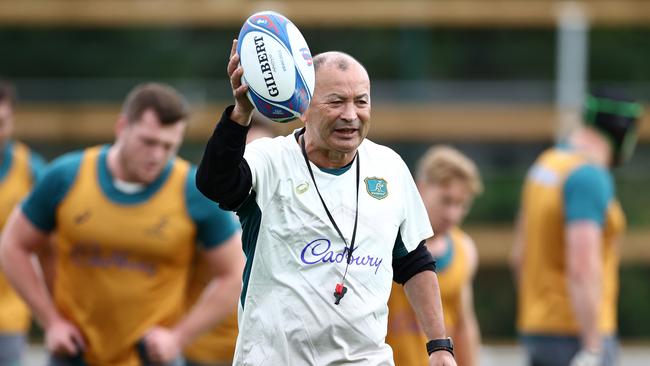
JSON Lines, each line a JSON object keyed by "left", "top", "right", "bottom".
{"left": 46, "top": 317, "right": 86, "bottom": 357}
{"left": 228, "top": 39, "right": 254, "bottom": 126}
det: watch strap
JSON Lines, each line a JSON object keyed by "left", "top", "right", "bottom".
{"left": 426, "top": 337, "right": 454, "bottom": 357}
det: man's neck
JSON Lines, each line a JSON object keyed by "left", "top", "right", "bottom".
{"left": 106, "top": 144, "right": 132, "bottom": 183}
{"left": 301, "top": 133, "right": 357, "bottom": 169}
{"left": 569, "top": 128, "right": 611, "bottom": 168}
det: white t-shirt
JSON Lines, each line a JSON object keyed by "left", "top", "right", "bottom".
{"left": 233, "top": 132, "right": 433, "bottom": 365}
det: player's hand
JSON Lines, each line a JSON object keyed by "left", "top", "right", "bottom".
{"left": 228, "top": 39, "right": 254, "bottom": 126}
{"left": 570, "top": 349, "right": 602, "bottom": 366}
{"left": 45, "top": 317, "right": 85, "bottom": 357}
{"left": 428, "top": 350, "right": 457, "bottom": 366}
{"left": 142, "top": 326, "right": 182, "bottom": 364}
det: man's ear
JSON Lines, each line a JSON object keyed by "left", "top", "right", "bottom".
{"left": 115, "top": 115, "right": 128, "bottom": 138}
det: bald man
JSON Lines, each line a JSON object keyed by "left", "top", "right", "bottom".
{"left": 195, "top": 45, "right": 456, "bottom": 366}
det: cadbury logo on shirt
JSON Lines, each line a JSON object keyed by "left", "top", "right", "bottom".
{"left": 70, "top": 242, "right": 157, "bottom": 277}
{"left": 300, "top": 238, "right": 383, "bottom": 274}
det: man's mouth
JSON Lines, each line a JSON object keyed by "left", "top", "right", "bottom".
{"left": 144, "top": 163, "right": 161, "bottom": 172}
{"left": 333, "top": 128, "right": 358, "bottom": 137}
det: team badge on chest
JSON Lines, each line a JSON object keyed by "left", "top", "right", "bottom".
{"left": 364, "top": 177, "right": 388, "bottom": 200}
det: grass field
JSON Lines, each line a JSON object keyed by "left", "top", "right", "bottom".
{"left": 25, "top": 343, "right": 650, "bottom": 365}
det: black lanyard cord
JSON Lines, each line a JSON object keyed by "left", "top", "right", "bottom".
{"left": 299, "top": 131, "right": 360, "bottom": 303}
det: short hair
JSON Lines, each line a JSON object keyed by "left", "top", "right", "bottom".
{"left": 0, "top": 80, "right": 16, "bottom": 106}
{"left": 416, "top": 145, "right": 483, "bottom": 196}
{"left": 313, "top": 51, "right": 362, "bottom": 73}
{"left": 121, "top": 82, "right": 189, "bottom": 125}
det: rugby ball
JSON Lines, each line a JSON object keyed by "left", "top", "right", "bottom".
{"left": 237, "top": 11, "right": 315, "bottom": 123}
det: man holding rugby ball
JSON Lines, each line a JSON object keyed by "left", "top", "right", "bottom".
{"left": 196, "top": 40, "right": 456, "bottom": 366}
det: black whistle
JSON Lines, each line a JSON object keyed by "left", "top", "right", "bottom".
{"left": 334, "top": 283, "right": 347, "bottom": 305}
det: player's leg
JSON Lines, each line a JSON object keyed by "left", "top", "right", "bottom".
{"left": 0, "top": 333, "right": 26, "bottom": 366}
{"left": 521, "top": 335, "right": 579, "bottom": 366}
{"left": 601, "top": 335, "right": 619, "bottom": 366}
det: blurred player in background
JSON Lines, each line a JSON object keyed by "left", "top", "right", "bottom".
{"left": 0, "top": 80, "right": 46, "bottom": 366}
{"left": 184, "top": 113, "right": 275, "bottom": 366}
{"left": 387, "top": 145, "right": 483, "bottom": 366}
{"left": 196, "top": 43, "right": 456, "bottom": 365}
{"left": 0, "top": 82, "right": 244, "bottom": 366}
{"left": 511, "top": 89, "right": 643, "bottom": 366}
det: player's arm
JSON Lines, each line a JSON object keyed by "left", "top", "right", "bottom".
{"left": 394, "top": 243, "right": 444, "bottom": 338}
{"left": 564, "top": 165, "right": 611, "bottom": 357}
{"left": 566, "top": 221, "right": 602, "bottom": 353}
{"left": 404, "top": 271, "right": 456, "bottom": 365}
{"left": 393, "top": 243, "right": 455, "bottom": 365}
{"left": 452, "top": 235, "right": 481, "bottom": 366}
{"left": 0, "top": 208, "right": 55, "bottom": 326}
{"left": 29, "top": 150, "right": 58, "bottom": 293}
{"left": 1, "top": 152, "right": 85, "bottom": 356}
{"left": 404, "top": 270, "right": 446, "bottom": 338}
{"left": 0, "top": 208, "right": 85, "bottom": 355}
{"left": 174, "top": 233, "right": 244, "bottom": 342}
{"left": 35, "top": 235, "right": 58, "bottom": 294}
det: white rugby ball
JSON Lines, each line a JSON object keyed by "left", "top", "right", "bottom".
{"left": 237, "top": 11, "right": 315, "bottom": 123}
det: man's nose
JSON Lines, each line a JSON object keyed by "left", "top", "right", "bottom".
{"left": 150, "top": 145, "right": 168, "bottom": 161}
{"left": 340, "top": 102, "right": 358, "bottom": 122}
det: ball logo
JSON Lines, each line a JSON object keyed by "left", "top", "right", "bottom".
{"left": 297, "top": 89, "right": 308, "bottom": 109}
{"left": 251, "top": 15, "right": 280, "bottom": 36}
{"left": 253, "top": 35, "right": 279, "bottom": 97}
{"left": 300, "top": 47, "right": 313, "bottom": 66}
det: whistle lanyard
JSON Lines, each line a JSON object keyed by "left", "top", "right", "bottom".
{"left": 299, "top": 132, "right": 360, "bottom": 295}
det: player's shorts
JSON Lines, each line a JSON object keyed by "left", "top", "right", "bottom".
{"left": 521, "top": 334, "right": 618, "bottom": 366}
{"left": 0, "top": 333, "right": 26, "bottom": 366}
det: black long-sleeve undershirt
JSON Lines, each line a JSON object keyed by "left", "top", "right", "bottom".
{"left": 392, "top": 242, "right": 436, "bottom": 284}
{"left": 195, "top": 105, "right": 253, "bottom": 211}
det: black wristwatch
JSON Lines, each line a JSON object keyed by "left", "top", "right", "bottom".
{"left": 426, "top": 337, "right": 454, "bottom": 357}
